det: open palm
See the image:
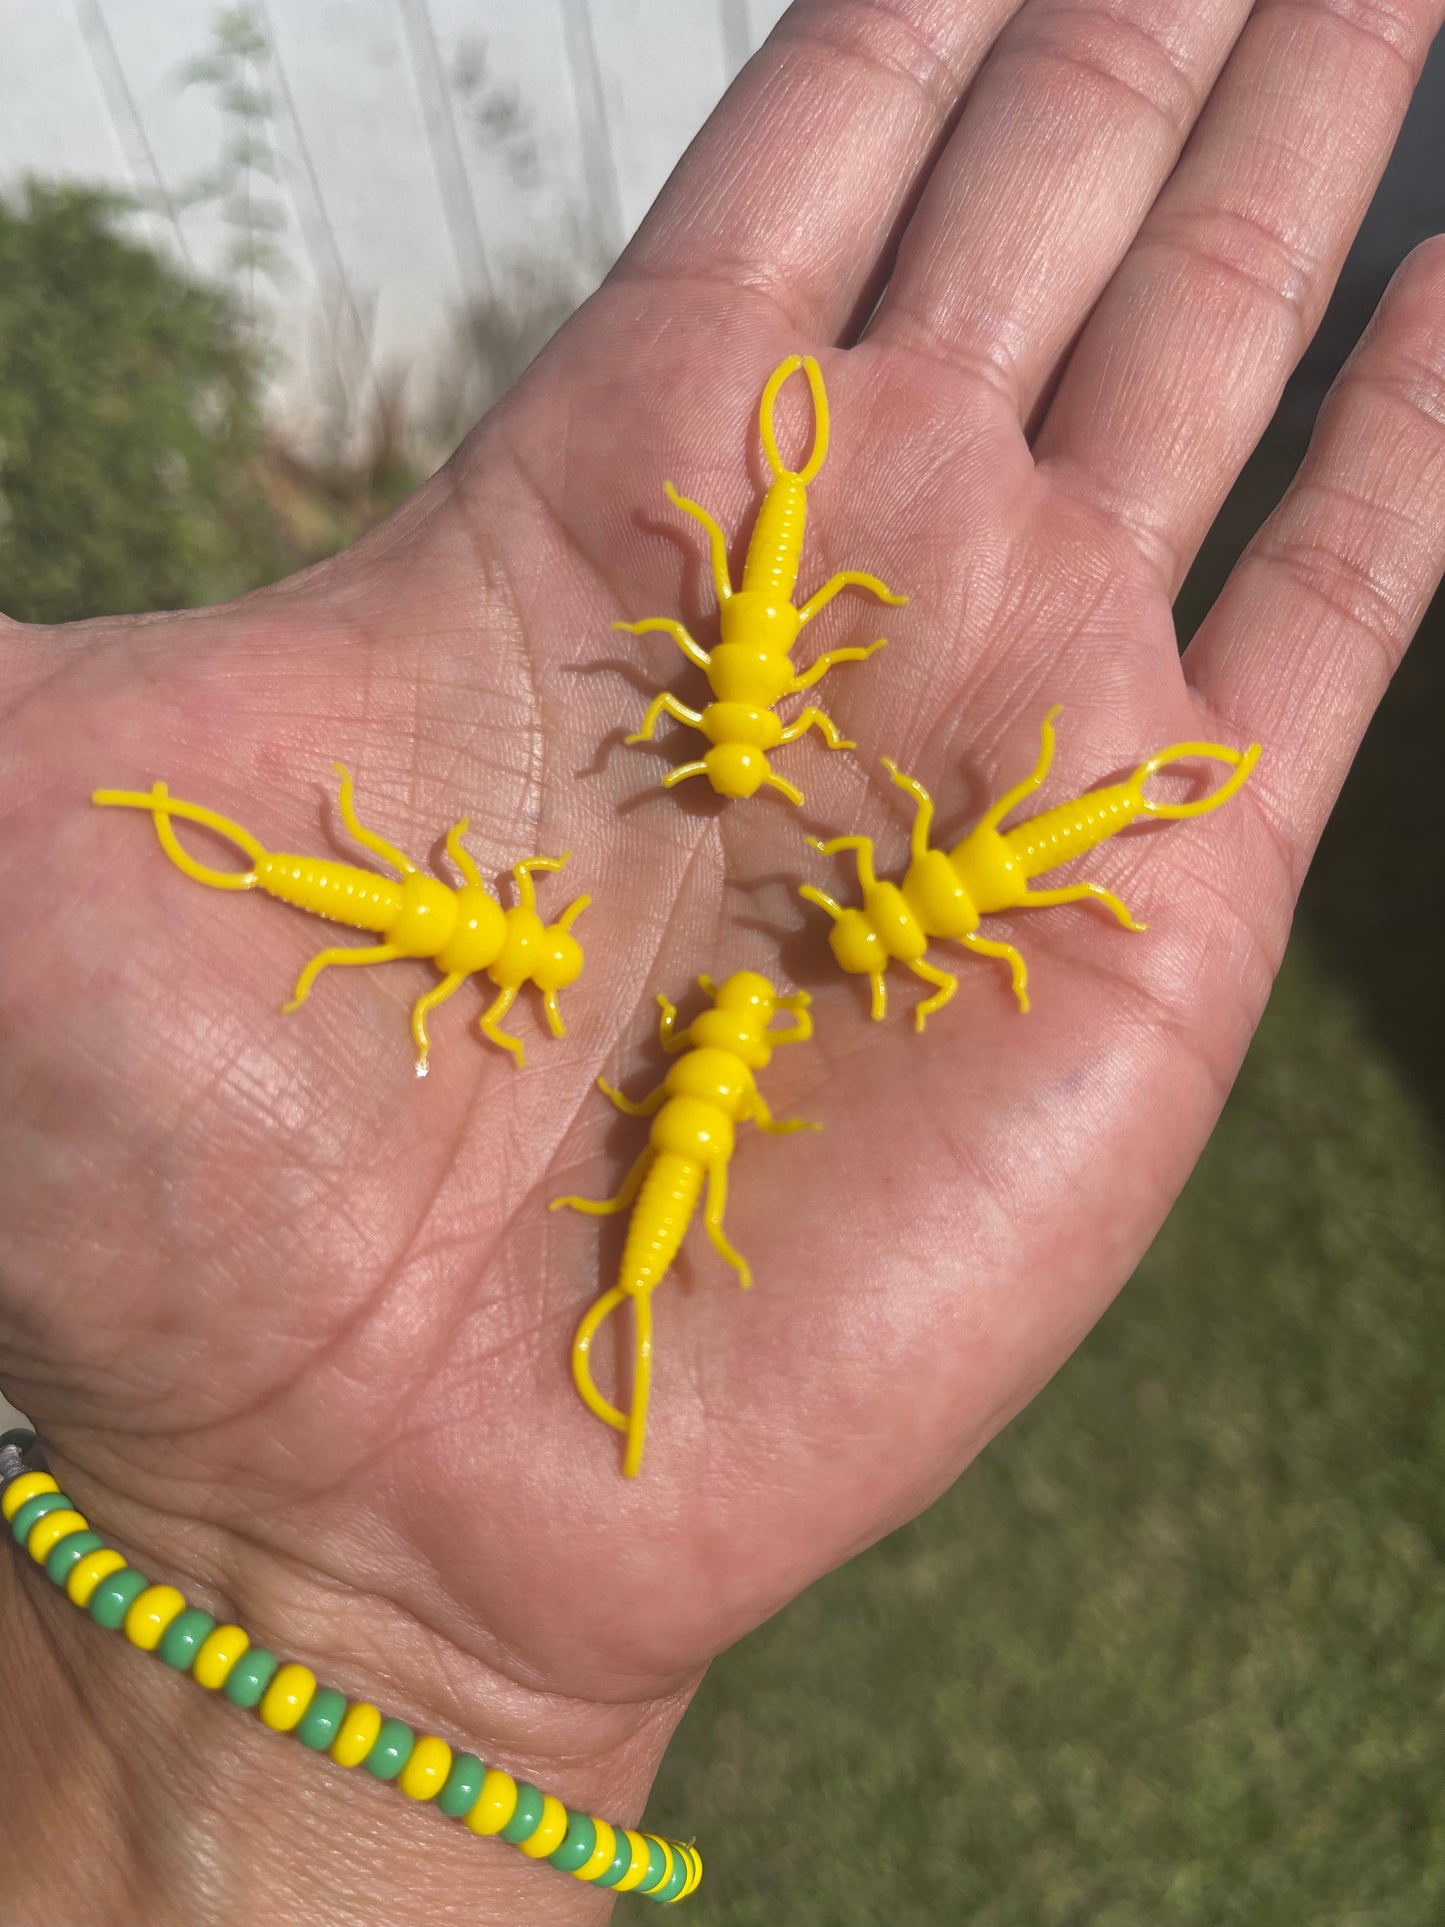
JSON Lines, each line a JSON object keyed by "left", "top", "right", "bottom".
{"left": 4, "top": 0, "right": 1445, "bottom": 1908}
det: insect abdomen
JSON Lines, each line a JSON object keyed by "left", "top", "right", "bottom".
{"left": 1003, "top": 784, "right": 1141, "bottom": 879}
{"left": 741, "top": 474, "right": 806, "bottom": 600}
{"left": 254, "top": 853, "right": 404, "bottom": 932}
{"left": 621, "top": 1149, "right": 705, "bottom": 1300}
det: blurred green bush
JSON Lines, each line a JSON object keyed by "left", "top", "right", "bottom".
{"left": 0, "top": 182, "right": 287, "bottom": 622}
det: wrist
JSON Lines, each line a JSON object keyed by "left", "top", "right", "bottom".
{"left": 0, "top": 1447, "right": 698, "bottom": 1925}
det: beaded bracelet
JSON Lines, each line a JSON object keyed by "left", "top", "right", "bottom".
{"left": 0, "top": 1434, "right": 700, "bottom": 1905}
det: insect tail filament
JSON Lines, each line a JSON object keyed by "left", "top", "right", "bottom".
{"left": 1004, "top": 739, "right": 1261, "bottom": 879}
{"left": 91, "top": 785, "right": 262, "bottom": 891}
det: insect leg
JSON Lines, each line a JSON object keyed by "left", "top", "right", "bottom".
{"left": 557, "top": 893, "right": 590, "bottom": 933}
{"left": 788, "top": 638, "right": 887, "bottom": 693}
{"left": 798, "top": 882, "right": 845, "bottom": 921}
{"left": 703, "top": 1163, "right": 752, "bottom": 1290}
{"left": 550, "top": 1145, "right": 653, "bottom": 1217}
{"left": 614, "top": 617, "right": 711, "bottom": 674}
{"left": 511, "top": 853, "right": 570, "bottom": 914}
{"left": 662, "top": 759, "right": 710, "bottom": 790}
{"left": 751, "top": 1091, "right": 821, "bottom": 1135}
{"left": 763, "top": 769, "right": 806, "bottom": 806}
{"left": 805, "top": 832, "right": 878, "bottom": 893}
{"left": 598, "top": 1077, "right": 667, "bottom": 1117}
{"left": 656, "top": 993, "right": 690, "bottom": 1053}
{"left": 906, "top": 957, "right": 958, "bottom": 1032}
{"left": 663, "top": 482, "right": 734, "bottom": 605}
{"left": 797, "top": 571, "right": 908, "bottom": 624}
{"left": 960, "top": 930, "right": 1030, "bottom": 1013}
{"left": 1021, "top": 881, "right": 1146, "bottom": 932}
{"left": 282, "top": 942, "right": 401, "bottom": 1013}
{"left": 627, "top": 692, "right": 705, "bottom": 745}
{"left": 978, "top": 706, "right": 1063, "bottom": 835}
{"left": 778, "top": 706, "right": 855, "bottom": 750}
{"left": 444, "top": 818, "right": 483, "bottom": 888}
{"left": 881, "top": 758, "right": 936, "bottom": 863}
{"left": 333, "top": 764, "right": 417, "bottom": 876}
{"left": 479, "top": 984, "right": 525, "bottom": 1065}
{"left": 409, "top": 971, "right": 467, "bottom": 1076}
{"left": 768, "top": 990, "right": 814, "bottom": 1049}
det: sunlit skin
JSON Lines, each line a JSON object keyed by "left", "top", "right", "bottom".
{"left": 2, "top": 3, "right": 1444, "bottom": 1921}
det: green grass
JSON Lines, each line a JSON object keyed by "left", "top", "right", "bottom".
{"left": 651, "top": 936, "right": 1445, "bottom": 1923}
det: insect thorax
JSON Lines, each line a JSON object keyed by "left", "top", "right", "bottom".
{"left": 948, "top": 825, "right": 1029, "bottom": 915}
{"left": 386, "top": 871, "right": 459, "bottom": 957}
{"left": 861, "top": 881, "right": 929, "bottom": 962}
{"left": 664, "top": 1045, "right": 757, "bottom": 1118}
{"left": 651, "top": 1093, "right": 737, "bottom": 1163}
{"left": 716, "top": 599, "right": 801, "bottom": 667}
{"left": 903, "top": 850, "right": 980, "bottom": 939}
{"left": 433, "top": 885, "right": 507, "bottom": 976}
{"left": 701, "top": 702, "right": 784, "bottom": 750}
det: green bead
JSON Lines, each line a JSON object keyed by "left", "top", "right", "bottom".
{"left": 499, "top": 1780, "right": 545, "bottom": 1844}
{"left": 0, "top": 1428, "right": 35, "bottom": 1454}
{"left": 158, "top": 1607, "right": 216, "bottom": 1670}
{"left": 10, "top": 1489, "right": 72, "bottom": 1543}
{"left": 295, "top": 1686, "right": 348, "bottom": 1751}
{"left": 437, "top": 1751, "right": 486, "bottom": 1818}
{"left": 548, "top": 1811, "right": 598, "bottom": 1874}
{"left": 44, "top": 1528, "right": 104, "bottom": 1585}
{"left": 636, "top": 1837, "right": 670, "bottom": 1894}
{"left": 595, "top": 1831, "right": 636, "bottom": 1888}
{"left": 651, "top": 1848, "right": 690, "bottom": 1903}
{"left": 223, "top": 1646, "right": 279, "bottom": 1708}
{"left": 362, "top": 1718, "right": 414, "bottom": 1781}
{"left": 88, "top": 1566, "right": 150, "bottom": 1630}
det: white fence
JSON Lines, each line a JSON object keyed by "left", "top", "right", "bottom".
{"left": 0, "top": 0, "right": 790, "bottom": 448}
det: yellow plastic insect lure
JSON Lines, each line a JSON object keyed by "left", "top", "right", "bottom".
{"left": 620, "top": 353, "right": 908, "bottom": 805}
{"left": 92, "top": 768, "right": 589, "bottom": 1073}
{"left": 550, "top": 971, "right": 817, "bottom": 1477}
{"left": 800, "top": 706, "right": 1260, "bottom": 1027}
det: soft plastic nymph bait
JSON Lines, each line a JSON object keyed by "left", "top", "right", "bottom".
{"left": 92, "top": 769, "right": 589, "bottom": 1072}
{"left": 620, "top": 353, "right": 907, "bottom": 805}
{"left": 550, "top": 972, "right": 817, "bottom": 1476}
{"left": 800, "top": 707, "right": 1259, "bottom": 1028}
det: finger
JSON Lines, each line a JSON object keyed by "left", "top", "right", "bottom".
{"left": 1035, "top": 0, "right": 1445, "bottom": 589}
{"left": 867, "top": 0, "right": 1253, "bottom": 414}
{"left": 615, "top": 0, "right": 1027, "bottom": 341}
{"left": 1185, "top": 238, "right": 1445, "bottom": 853}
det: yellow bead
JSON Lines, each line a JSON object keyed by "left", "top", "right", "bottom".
{"left": 2, "top": 1471, "right": 59, "bottom": 1521}
{"left": 675, "top": 1844, "right": 703, "bottom": 1900}
{"left": 65, "top": 1546, "right": 127, "bottom": 1608}
{"left": 575, "top": 1817, "right": 617, "bottom": 1882}
{"left": 398, "top": 1734, "right": 452, "bottom": 1802}
{"left": 519, "top": 1793, "right": 569, "bottom": 1859}
{"left": 464, "top": 1767, "right": 518, "bottom": 1836}
{"left": 613, "top": 1830, "right": 652, "bottom": 1892}
{"left": 192, "top": 1623, "right": 250, "bottom": 1690}
{"left": 123, "top": 1583, "right": 187, "bottom": 1651}
{"left": 330, "top": 1701, "right": 382, "bottom": 1768}
{"left": 25, "top": 1507, "right": 89, "bottom": 1563}
{"left": 259, "top": 1662, "right": 316, "bottom": 1732}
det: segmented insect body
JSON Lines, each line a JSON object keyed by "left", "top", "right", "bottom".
{"left": 621, "top": 353, "right": 909, "bottom": 805}
{"left": 91, "top": 768, "right": 589, "bottom": 1072}
{"left": 800, "top": 706, "right": 1261, "bottom": 1027}
{"left": 550, "top": 971, "right": 817, "bottom": 1476}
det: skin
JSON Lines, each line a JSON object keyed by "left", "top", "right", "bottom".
{"left": 3, "top": 0, "right": 1445, "bottom": 1918}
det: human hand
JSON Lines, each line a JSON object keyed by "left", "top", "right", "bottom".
{"left": 3, "top": 1, "right": 1444, "bottom": 1919}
